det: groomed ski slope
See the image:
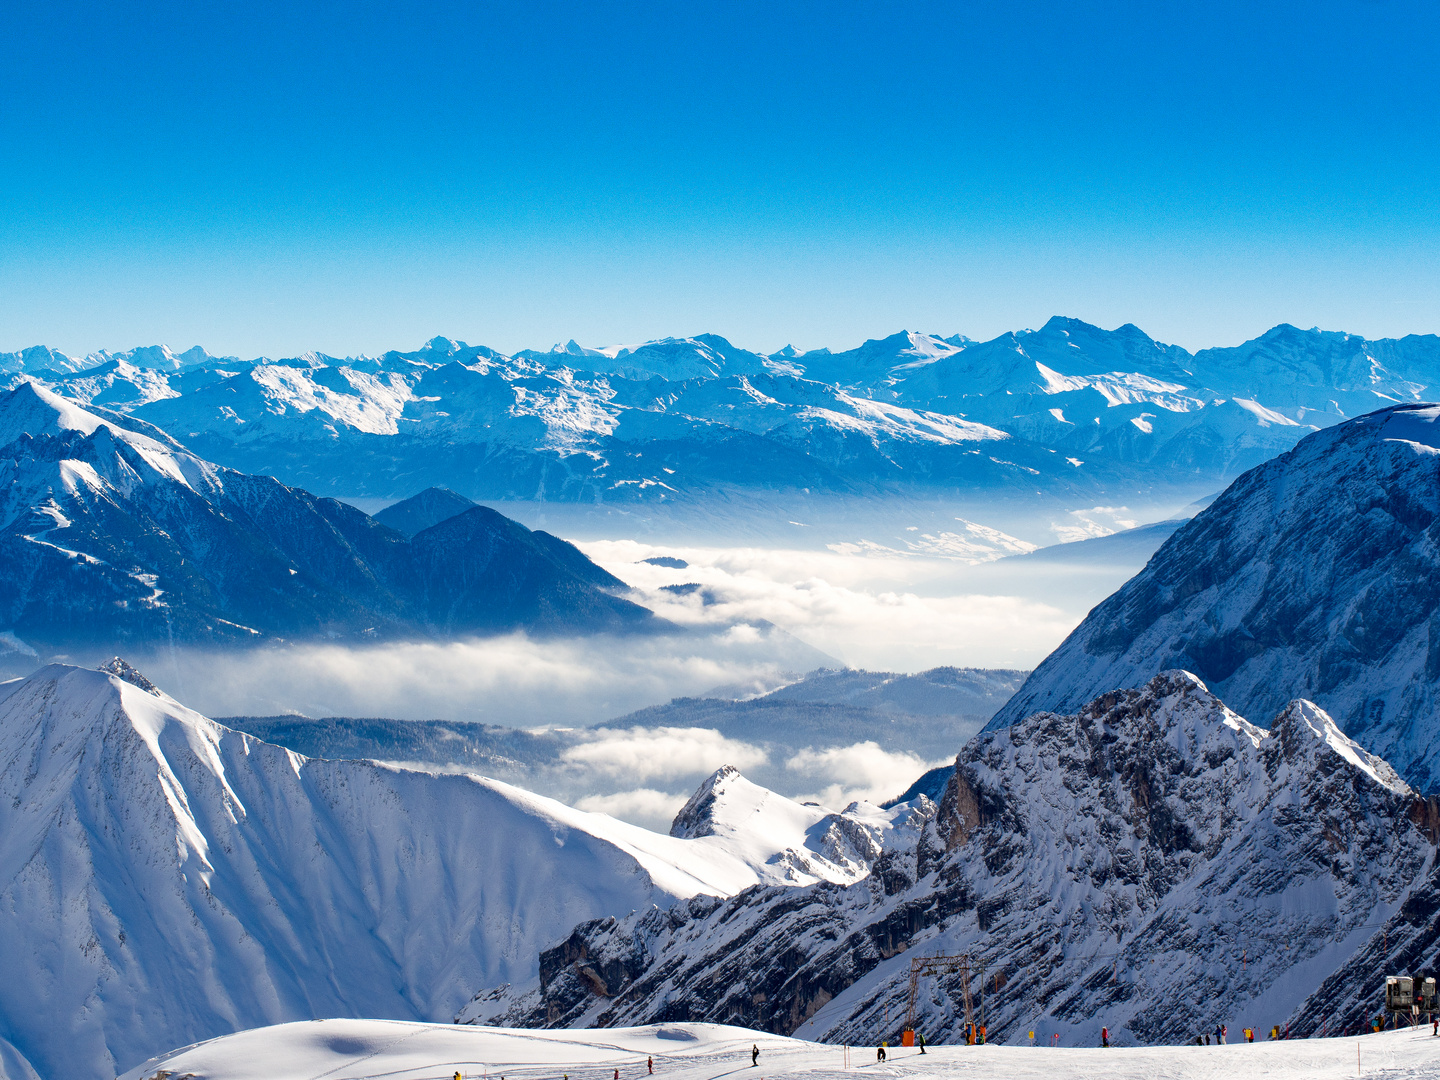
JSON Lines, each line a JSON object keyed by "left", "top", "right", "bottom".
{"left": 119, "top": 1020, "right": 1440, "bottom": 1080}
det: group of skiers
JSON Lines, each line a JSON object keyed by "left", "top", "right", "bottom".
{"left": 1185, "top": 1023, "right": 1284, "bottom": 1046}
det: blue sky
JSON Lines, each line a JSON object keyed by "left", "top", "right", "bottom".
{"left": 1, "top": 0, "right": 1436, "bottom": 358}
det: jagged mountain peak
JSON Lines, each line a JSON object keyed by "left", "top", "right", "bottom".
{"left": 1268, "top": 697, "right": 1412, "bottom": 796}
{"left": 669, "top": 764, "right": 751, "bottom": 838}
{"left": 96, "top": 656, "right": 162, "bottom": 697}
{"left": 421, "top": 335, "right": 466, "bottom": 354}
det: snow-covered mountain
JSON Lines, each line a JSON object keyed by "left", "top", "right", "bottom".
{"left": 0, "top": 381, "right": 653, "bottom": 651}
{"left": 464, "top": 672, "right": 1435, "bottom": 1047}
{"left": 15, "top": 319, "right": 1438, "bottom": 509}
{"left": 0, "top": 662, "right": 919, "bottom": 1080}
{"left": 986, "top": 402, "right": 1440, "bottom": 794}
{"left": 0, "top": 344, "right": 226, "bottom": 377}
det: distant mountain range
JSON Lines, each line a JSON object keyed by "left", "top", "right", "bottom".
{"left": 986, "top": 402, "right": 1440, "bottom": 794}
{"left": 8, "top": 319, "right": 1439, "bottom": 508}
{"left": 0, "top": 383, "right": 654, "bottom": 654}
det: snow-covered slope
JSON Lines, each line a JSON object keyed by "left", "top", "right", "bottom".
{"left": 986, "top": 402, "right": 1440, "bottom": 793}
{"left": 118, "top": 1020, "right": 1440, "bottom": 1080}
{"left": 469, "top": 673, "right": 1434, "bottom": 1047}
{"left": 0, "top": 663, "right": 910, "bottom": 1080}
{"left": 22, "top": 319, "right": 1435, "bottom": 508}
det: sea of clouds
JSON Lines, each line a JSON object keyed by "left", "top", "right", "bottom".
{"left": 128, "top": 539, "right": 1141, "bottom": 830}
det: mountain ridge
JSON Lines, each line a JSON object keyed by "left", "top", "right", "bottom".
{"left": 464, "top": 671, "right": 1435, "bottom": 1046}
{"left": 984, "top": 400, "right": 1440, "bottom": 793}
{"left": 0, "top": 662, "right": 920, "bottom": 1080}
{"left": 0, "top": 382, "right": 656, "bottom": 651}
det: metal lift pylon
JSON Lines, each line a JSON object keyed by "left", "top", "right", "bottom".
{"left": 903, "top": 953, "right": 975, "bottom": 1046}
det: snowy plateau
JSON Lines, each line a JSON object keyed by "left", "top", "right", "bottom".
{"left": 114, "top": 1021, "right": 1440, "bottom": 1080}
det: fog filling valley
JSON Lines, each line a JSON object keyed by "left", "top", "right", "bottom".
{"left": 119, "top": 522, "right": 1161, "bottom": 830}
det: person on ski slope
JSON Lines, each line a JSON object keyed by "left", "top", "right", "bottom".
{"left": 1100, "top": 1027, "right": 1109, "bottom": 1048}
{"left": 751, "top": 1046, "right": 760, "bottom": 1067}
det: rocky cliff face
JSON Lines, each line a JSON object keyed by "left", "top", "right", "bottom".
{"left": 465, "top": 672, "right": 1436, "bottom": 1046}
{"left": 987, "top": 402, "right": 1440, "bottom": 795}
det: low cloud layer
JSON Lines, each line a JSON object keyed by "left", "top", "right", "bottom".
{"left": 133, "top": 626, "right": 828, "bottom": 727}
{"left": 582, "top": 540, "right": 1091, "bottom": 670}
{"left": 562, "top": 726, "right": 768, "bottom": 780}
{"left": 574, "top": 789, "right": 689, "bottom": 833}
{"left": 108, "top": 537, "right": 1157, "bottom": 831}
{"left": 785, "top": 741, "right": 952, "bottom": 807}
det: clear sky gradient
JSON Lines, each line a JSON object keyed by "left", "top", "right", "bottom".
{"left": 2, "top": 0, "right": 1437, "bottom": 358}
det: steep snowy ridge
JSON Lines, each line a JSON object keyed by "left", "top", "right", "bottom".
{"left": 985, "top": 402, "right": 1440, "bottom": 793}
{"left": 467, "top": 673, "right": 1435, "bottom": 1046}
{"left": 0, "top": 664, "right": 909, "bottom": 1080}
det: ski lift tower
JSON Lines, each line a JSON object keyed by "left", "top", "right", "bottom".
{"left": 903, "top": 954, "right": 974, "bottom": 1047}
{"left": 1388, "top": 975, "right": 1437, "bottom": 1027}
{"left": 1385, "top": 976, "right": 1416, "bottom": 1026}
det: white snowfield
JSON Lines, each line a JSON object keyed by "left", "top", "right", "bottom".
{"left": 118, "top": 1020, "right": 1440, "bottom": 1080}
{"left": 0, "top": 664, "right": 915, "bottom": 1080}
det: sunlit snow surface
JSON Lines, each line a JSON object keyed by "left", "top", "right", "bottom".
{"left": 119, "top": 1020, "right": 1440, "bottom": 1080}
{"left": 0, "top": 664, "right": 923, "bottom": 1080}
